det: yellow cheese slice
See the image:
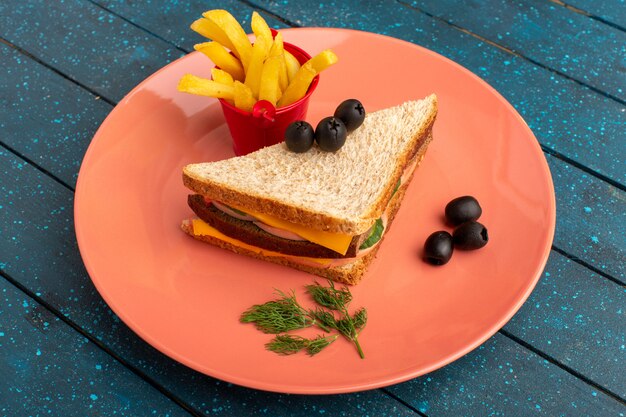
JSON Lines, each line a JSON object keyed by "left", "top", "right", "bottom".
{"left": 192, "top": 219, "right": 334, "bottom": 265}
{"left": 230, "top": 206, "right": 353, "bottom": 255}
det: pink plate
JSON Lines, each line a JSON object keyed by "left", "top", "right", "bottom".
{"left": 75, "top": 28, "right": 555, "bottom": 394}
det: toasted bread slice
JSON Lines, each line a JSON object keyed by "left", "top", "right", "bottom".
{"left": 183, "top": 95, "right": 437, "bottom": 235}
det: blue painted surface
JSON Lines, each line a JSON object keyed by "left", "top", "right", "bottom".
{"left": 0, "top": 0, "right": 183, "bottom": 102}
{"left": 547, "top": 154, "right": 625, "bottom": 280}
{"left": 388, "top": 333, "right": 625, "bottom": 416}
{"left": 1, "top": 0, "right": 625, "bottom": 415}
{"left": 0, "top": 44, "right": 111, "bottom": 187}
{"left": 565, "top": 0, "right": 626, "bottom": 27}
{"left": 96, "top": 0, "right": 290, "bottom": 52}
{"left": 409, "top": 0, "right": 626, "bottom": 101}
{"left": 0, "top": 280, "right": 189, "bottom": 417}
{"left": 504, "top": 252, "right": 626, "bottom": 395}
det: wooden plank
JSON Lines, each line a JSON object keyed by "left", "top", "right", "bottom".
{"left": 563, "top": 0, "right": 626, "bottom": 27}
{"left": 1, "top": 146, "right": 624, "bottom": 413}
{"left": 95, "top": 0, "right": 289, "bottom": 52}
{"left": 547, "top": 153, "right": 625, "bottom": 280}
{"left": 407, "top": 0, "right": 626, "bottom": 101}
{"left": 0, "top": 0, "right": 183, "bottom": 102}
{"left": 2, "top": 0, "right": 610, "bottom": 412}
{"left": 0, "top": 153, "right": 420, "bottom": 417}
{"left": 229, "top": 1, "right": 625, "bottom": 187}
{"left": 0, "top": 44, "right": 111, "bottom": 187}
{"left": 387, "top": 333, "right": 625, "bottom": 416}
{"left": 504, "top": 251, "right": 626, "bottom": 396}
{"left": 0, "top": 279, "right": 189, "bottom": 416}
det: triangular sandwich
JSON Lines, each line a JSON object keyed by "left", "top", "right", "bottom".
{"left": 182, "top": 94, "right": 438, "bottom": 285}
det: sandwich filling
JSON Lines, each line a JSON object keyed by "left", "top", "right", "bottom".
{"left": 210, "top": 199, "right": 354, "bottom": 254}
{"left": 187, "top": 154, "right": 420, "bottom": 266}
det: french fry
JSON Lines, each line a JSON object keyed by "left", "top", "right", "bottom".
{"left": 258, "top": 56, "right": 282, "bottom": 106}
{"left": 277, "top": 65, "right": 317, "bottom": 107}
{"left": 210, "top": 69, "right": 235, "bottom": 104}
{"left": 268, "top": 31, "right": 283, "bottom": 57}
{"left": 244, "top": 34, "right": 271, "bottom": 98}
{"left": 251, "top": 11, "right": 272, "bottom": 41}
{"left": 178, "top": 74, "right": 234, "bottom": 100}
{"left": 203, "top": 9, "right": 252, "bottom": 71}
{"left": 305, "top": 49, "right": 339, "bottom": 73}
{"left": 276, "top": 56, "right": 289, "bottom": 93}
{"left": 268, "top": 32, "right": 288, "bottom": 92}
{"left": 233, "top": 81, "right": 256, "bottom": 112}
{"left": 284, "top": 50, "right": 301, "bottom": 82}
{"left": 277, "top": 50, "right": 338, "bottom": 107}
{"left": 194, "top": 42, "right": 245, "bottom": 82}
{"left": 190, "top": 18, "right": 236, "bottom": 52}
{"left": 211, "top": 68, "right": 234, "bottom": 85}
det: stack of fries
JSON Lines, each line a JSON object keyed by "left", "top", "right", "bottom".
{"left": 178, "top": 10, "right": 338, "bottom": 111}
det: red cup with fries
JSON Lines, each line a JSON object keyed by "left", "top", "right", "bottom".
{"left": 218, "top": 41, "right": 318, "bottom": 156}
{"left": 178, "top": 11, "right": 337, "bottom": 155}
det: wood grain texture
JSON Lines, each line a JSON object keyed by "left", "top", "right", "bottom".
{"left": 504, "top": 252, "right": 626, "bottom": 397}
{"left": 0, "top": 44, "right": 111, "bottom": 187}
{"left": 547, "top": 153, "right": 625, "bottom": 281}
{"left": 0, "top": 280, "right": 189, "bottom": 417}
{"left": 0, "top": 0, "right": 183, "bottom": 102}
{"left": 2, "top": 0, "right": 625, "bottom": 414}
{"left": 407, "top": 0, "right": 626, "bottom": 101}
{"left": 562, "top": 0, "right": 626, "bottom": 28}
{"left": 247, "top": 0, "right": 625, "bottom": 186}
{"left": 387, "top": 333, "right": 625, "bottom": 416}
{"left": 94, "top": 0, "right": 289, "bottom": 52}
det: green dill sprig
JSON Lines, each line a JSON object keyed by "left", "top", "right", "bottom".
{"left": 309, "top": 307, "right": 338, "bottom": 330}
{"left": 265, "top": 334, "right": 307, "bottom": 355}
{"left": 305, "top": 334, "right": 339, "bottom": 355}
{"left": 305, "top": 280, "right": 352, "bottom": 310}
{"left": 306, "top": 281, "right": 368, "bottom": 359}
{"left": 241, "top": 281, "right": 367, "bottom": 358}
{"left": 352, "top": 307, "right": 368, "bottom": 332}
{"left": 265, "top": 334, "right": 338, "bottom": 356}
{"left": 240, "top": 289, "right": 332, "bottom": 333}
{"left": 240, "top": 289, "right": 313, "bottom": 334}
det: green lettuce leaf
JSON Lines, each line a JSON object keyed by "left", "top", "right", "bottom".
{"left": 359, "top": 218, "right": 384, "bottom": 250}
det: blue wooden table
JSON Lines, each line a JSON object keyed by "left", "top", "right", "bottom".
{"left": 1, "top": 1, "right": 624, "bottom": 415}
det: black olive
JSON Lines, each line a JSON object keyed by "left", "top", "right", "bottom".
{"left": 334, "top": 99, "right": 366, "bottom": 132}
{"left": 453, "top": 221, "right": 488, "bottom": 250}
{"left": 423, "top": 231, "right": 454, "bottom": 265}
{"left": 315, "top": 117, "right": 347, "bottom": 152}
{"left": 284, "top": 120, "right": 314, "bottom": 153}
{"left": 445, "top": 196, "right": 482, "bottom": 225}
